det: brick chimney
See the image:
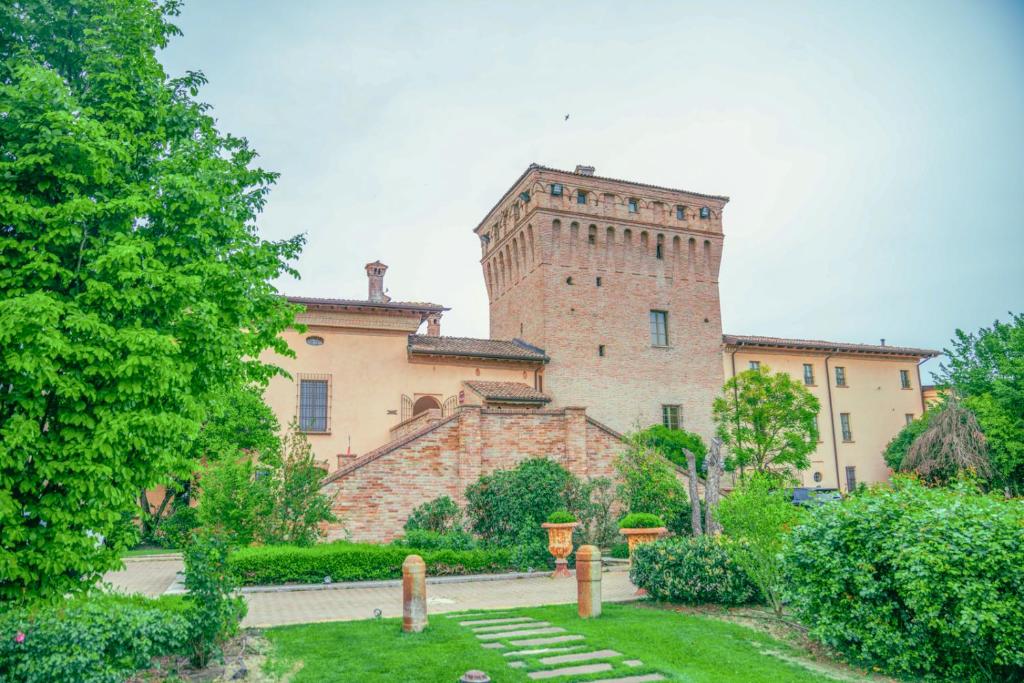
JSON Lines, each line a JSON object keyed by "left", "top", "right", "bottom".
{"left": 365, "top": 261, "right": 390, "bottom": 303}
{"left": 426, "top": 312, "right": 442, "bottom": 336}
{"left": 574, "top": 164, "right": 595, "bottom": 176}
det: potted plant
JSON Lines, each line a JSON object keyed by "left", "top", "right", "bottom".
{"left": 541, "top": 510, "right": 579, "bottom": 578}
{"left": 617, "top": 513, "right": 667, "bottom": 562}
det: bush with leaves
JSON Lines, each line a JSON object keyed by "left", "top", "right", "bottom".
{"left": 260, "top": 423, "right": 335, "bottom": 546}
{"left": 717, "top": 472, "right": 805, "bottom": 615}
{"left": 618, "top": 512, "right": 665, "bottom": 528}
{"left": 183, "top": 533, "right": 247, "bottom": 668}
{"left": 567, "top": 477, "right": 619, "bottom": 549}
{"left": 631, "top": 536, "right": 759, "bottom": 606}
{"left": 900, "top": 399, "right": 991, "bottom": 485}
{"left": 0, "top": 593, "right": 188, "bottom": 683}
{"left": 883, "top": 406, "right": 937, "bottom": 472}
{"left": 391, "top": 529, "right": 477, "bottom": 551}
{"left": 786, "top": 478, "right": 1024, "bottom": 681}
{"left": 404, "top": 495, "right": 464, "bottom": 533}
{"left": 465, "top": 458, "right": 579, "bottom": 569}
{"left": 615, "top": 436, "right": 694, "bottom": 536}
{"left": 196, "top": 456, "right": 274, "bottom": 547}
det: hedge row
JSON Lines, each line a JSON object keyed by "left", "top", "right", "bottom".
{"left": 227, "top": 541, "right": 514, "bottom": 585}
{"left": 631, "top": 536, "right": 759, "bottom": 606}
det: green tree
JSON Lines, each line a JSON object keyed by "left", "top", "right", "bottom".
{"left": 939, "top": 313, "right": 1024, "bottom": 495}
{"left": 712, "top": 366, "right": 820, "bottom": 474}
{"left": 717, "top": 472, "right": 805, "bottom": 615}
{"left": 901, "top": 399, "right": 991, "bottom": 485}
{"left": 635, "top": 424, "right": 707, "bottom": 473}
{"left": 615, "top": 435, "right": 693, "bottom": 536}
{"left": 883, "top": 406, "right": 937, "bottom": 472}
{"left": 0, "top": 0, "right": 303, "bottom": 601}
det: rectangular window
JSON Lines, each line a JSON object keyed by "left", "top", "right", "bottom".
{"left": 675, "top": 205, "right": 685, "bottom": 220}
{"left": 596, "top": 276, "right": 602, "bottom": 287}
{"left": 803, "top": 363, "right": 815, "bottom": 385}
{"left": 299, "top": 378, "right": 329, "bottom": 433}
{"left": 905, "top": 413, "right": 915, "bottom": 425}
{"left": 662, "top": 404, "right": 681, "bottom": 430}
{"left": 835, "top": 366, "right": 847, "bottom": 387}
{"left": 700, "top": 206, "right": 710, "bottom": 219}
{"left": 900, "top": 369, "right": 911, "bottom": 389}
{"left": 577, "top": 191, "right": 587, "bottom": 205}
{"left": 845, "top": 465, "right": 857, "bottom": 492}
{"left": 748, "top": 360, "right": 761, "bottom": 370}
{"left": 840, "top": 413, "right": 852, "bottom": 441}
{"left": 813, "top": 414, "right": 820, "bottom": 440}
{"left": 598, "top": 345, "right": 606, "bottom": 357}
{"left": 628, "top": 198, "right": 638, "bottom": 213}
{"left": 551, "top": 183, "right": 563, "bottom": 196}
{"left": 649, "top": 310, "right": 668, "bottom": 346}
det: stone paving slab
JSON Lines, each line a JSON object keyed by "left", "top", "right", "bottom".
{"left": 507, "top": 634, "right": 586, "bottom": 647}
{"left": 539, "top": 649, "right": 622, "bottom": 665}
{"left": 461, "top": 616, "right": 536, "bottom": 626}
{"left": 528, "top": 662, "right": 614, "bottom": 679}
{"left": 242, "top": 570, "right": 639, "bottom": 627}
{"left": 477, "top": 626, "right": 565, "bottom": 640}
{"left": 588, "top": 675, "right": 666, "bottom": 683}
{"left": 473, "top": 621, "right": 550, "bottom": 633}
{"left": 504, "top": 645, "right": 585, "bottom": 657}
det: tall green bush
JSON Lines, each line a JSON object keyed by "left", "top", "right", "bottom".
{"left": 785, "top": 478, "right": 1024, "bottom": 682}
{"left": 404, "top": 495, "right": 464, "bottom": 533}
{"left": 196, "top": 456, "right": 273, "bottom": 547}
{"left": 717, "top": 472, "right": 805, "bottom": 615}
{"left": 615, "top": 436, "right": 694, "bottom": 536}
{"left": 183, "top": 534, "right": 247, "bottom": 668}
{"left": 631, "top": 536, "right": 759, "bottom": 606}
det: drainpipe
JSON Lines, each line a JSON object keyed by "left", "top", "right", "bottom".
{"left": 823, "top": 351, "right": 841, "bottom": 490}
{"left": 916, "top": 358, "right": 928, "bottom": 415}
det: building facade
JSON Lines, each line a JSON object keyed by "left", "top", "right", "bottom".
{"left": 259, "top": 164, "right": 938, "bottom": 540}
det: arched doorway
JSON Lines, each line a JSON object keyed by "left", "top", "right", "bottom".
{"left": 412, "top": 395, "right": 441, "bottom": 416}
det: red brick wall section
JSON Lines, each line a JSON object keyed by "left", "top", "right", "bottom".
{"left": 321, "top": 406, "right": 626, "bottom": 543}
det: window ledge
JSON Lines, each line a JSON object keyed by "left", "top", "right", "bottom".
{"left": 302, "top": 430, "right": 332, "bottom": 436}
{"left": 651, "top": 344, "right": 673, "bottom": 350}
{"left": 804, "top": 383, "right": 818, "bottom": 388}
{"left": 842, "top": 439, "right": 855, "bottom": 444}
{"left": 835, "top": 385, "right": 849, "bottom": 389}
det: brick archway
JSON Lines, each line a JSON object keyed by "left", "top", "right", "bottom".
{"left": 412, "top": 395, "right": 441, "bottom": 416}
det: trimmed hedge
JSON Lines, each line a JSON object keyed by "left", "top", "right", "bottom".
{"left": 391, "top": 529, "right": 477, "bottom": 551}
{"left": 786, "top": 478, "right": 1024, "bottom": 682}
{"left": 630, "top": 536, "right": 759, "bottom": 606}
{"left": 0, "top": 594, "right": 188, "bottom": 683}
{"left": 618, "top": 512, "right": 664, "bottom": 529}
{"left": 228, "top": 541, "right": 514, "bottom": 585}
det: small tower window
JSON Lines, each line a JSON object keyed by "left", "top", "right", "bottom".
{"left": 596, "top": 276, "right": 602, "bottom": 287}
{"left": 551, "top": 183, "right": 563, "bottom": 197}
{"left": 700, "top": 206, "right": 710, "bottom": 219}
{"left": 566, "top": 276, "right": 573, "bottom": 285}
{"left": 598, "top": 345, "right": 606, "bottom": 357}
{"left": 577, "top": 191, "right": 587, "bottom": 205}
{"left": 628, "top": 198, "right": 638, "bottom": 213}
{"left": 655, "top": 244, "right": 664, "bottom": 259}
{"left": 588, "top": 225, "right": 597, "bottom": 244}
{"left": 675, "top": 205, "right": 685, "bottom": 220}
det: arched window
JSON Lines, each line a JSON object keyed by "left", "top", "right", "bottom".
{"left": 640, "top": 231, "right": 649, "bottom": 253}
{"left": 655, "top": 234, "right": 665, "bottom": 260}
{"left": 588, "top": 225, "right": 597, "bottom": 245}
{"left": 527, "top": 224, "right": 536, "bottom": 268}
{"left": 623, "top": 228, "right": 633, "bottom": 246}
{"left": 412, "top": 395, "right": 441, "bottom": 416}
{"left": 704, "top": 240, "right": 712, "bottom": 274}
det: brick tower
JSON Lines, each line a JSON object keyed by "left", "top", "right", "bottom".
{"left": 474, "top": 164, "right": 728, "bottom": 439}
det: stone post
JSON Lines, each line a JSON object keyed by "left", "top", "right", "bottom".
{"left": 402, "top": 554, "right": 427, "bottom": 633}
{"left": 576, "top": 544, "right": 602, "bottom": 619}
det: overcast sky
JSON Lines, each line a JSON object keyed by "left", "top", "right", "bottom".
{"left": 159, "top": 1, "right": 1024, "bottom": 380}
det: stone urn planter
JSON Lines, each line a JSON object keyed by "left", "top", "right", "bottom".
{"left": 619, "top": 526, "right": 667, "bottom": 562}
{"left": 541, "top": 520, "right": 579, "bottom": 578}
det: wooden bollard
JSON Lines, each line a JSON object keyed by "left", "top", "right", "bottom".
{"left": 402, "top": 554, "right": 427, "bottom": 633}
{"left": 576, "top": 544, "right": 602, "bottom": 619}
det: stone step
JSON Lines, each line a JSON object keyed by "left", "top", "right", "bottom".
{"left": 460, "top": 616, "right": 537, "bottom": 627}
{"left": 528, "top": 663, "right": 614, "bottom": 679}
{"left": 448, "top": 612, "right": 510, "bottom": 620}
{"left": 477, "top": 626, "right": 565, "bottom": 640}
{"left": 481, "top": 643, "right": 505, "bottom": 650}
{"left": 539, "top": 649, "right": 622, "bottom": 665}
{"left": 507, "top": 634, "right": 586, "bottom": 647}
{"left": 473, "top": 621, "right": 550, "bottom": 634}
{"left": 503, "top": 645, "right": 585, "bottom": 657}
{"left": 586, "top": 675, "right": 666, "bottom": 683}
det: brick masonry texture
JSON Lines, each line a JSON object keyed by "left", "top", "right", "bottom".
{"left": 478, "top": 166, "right": 727, "bottom": 441}
{"left": 321, "top": 406, "right": 622, "bottom": 542}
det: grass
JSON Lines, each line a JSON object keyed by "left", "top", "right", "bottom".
{"left": 121, "top": 546, "right": 180, "bottom": 557}
{"left": 263, "top": 602, "right": 856, "bottom": 682}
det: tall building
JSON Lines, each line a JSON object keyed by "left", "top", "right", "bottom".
{"left": 476, "top": 164, "right": 728, "bottom": 439}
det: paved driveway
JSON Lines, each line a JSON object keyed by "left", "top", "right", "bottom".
{"left": 103, "top": 556, "right": 182, "bottom": 597}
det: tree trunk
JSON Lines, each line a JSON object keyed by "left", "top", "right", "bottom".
{"left": 684, "top": 448, "right": 703, "bottom": 536}
{"left": 704, "top": 438, "right": 723, "bottom": 535}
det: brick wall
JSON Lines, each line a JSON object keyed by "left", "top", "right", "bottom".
{"left": 320, "top": 406, "right": 624, "bottom": 542}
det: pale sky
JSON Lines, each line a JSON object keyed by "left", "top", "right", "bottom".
{"left": 159, "top": 1, "right": 1024, "bottom": 381}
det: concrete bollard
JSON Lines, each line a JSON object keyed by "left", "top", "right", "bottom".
{"left": 576, "top": 544, "right": 602, "bottom": 619}
{"left": 459, "top": 671, "right": 491, "bottom": 683}
{"left": 402, "top": 554, "right": 428, "bottom": 633}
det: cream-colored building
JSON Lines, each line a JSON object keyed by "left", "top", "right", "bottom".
{"left": 723, "top": 335, "right": 938, "bottom": 490}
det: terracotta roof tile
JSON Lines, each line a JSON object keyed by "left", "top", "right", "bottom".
{"left": 288, "top": 295, "right": 447, "bottom": 313}
{"left": 464, "top": 381, "right": 550, "bottom": 404}
{"left": 408, "top": 335, "right": 548, "bottom": 362}
{"left": 723, "top": 334, "right": 940, "bottom": 358}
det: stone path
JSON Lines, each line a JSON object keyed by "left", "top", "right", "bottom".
{"left": 103, "top": 559, "right": 641, "bottom": 628}
{"left": 450, "top": 612, "right": 667, "bottom": 682}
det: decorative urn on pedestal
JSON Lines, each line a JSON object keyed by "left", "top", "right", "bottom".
{"left": 618, "top": 513, "right": 667, "bottom": 595}
{"left": 541, "top": 510, "right": 579, "bottom": 578}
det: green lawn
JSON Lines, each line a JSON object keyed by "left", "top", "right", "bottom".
{"left": 263, "top": 603, "right": 854, "bottom": 682}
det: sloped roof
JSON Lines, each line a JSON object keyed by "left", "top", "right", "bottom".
{"left": 464, "top": 381, "right": 550, "bottom": 404}
{"left": 408, "top": 335, "right": 548, "bottom": 362}
{"left": 723, "top": 334, "right": 940, "bottom": 358}
{"left": 288, "top": 295, "right": 447, "bottom": 313}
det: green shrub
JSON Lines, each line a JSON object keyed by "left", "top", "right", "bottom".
{"left": 183, "top": 534, "right": 247, "bottom": 667}
{"left": 609, "top": 542, "right": 630, "bottom": 559}
{"left": 615, "top": 437, "right": 695, "bottom": 536}
{"left": 786, "top": 478, "right": 1024, "bottom": 682}
{"left": 546, "top": 510, "right": 577, "bottom": 523}
{"left": 391, "top": 529, "right": 477, "bottom": 551}
{"left": 631, "top": 536, "right": 759, "bottom": 606}
{"left": 566, "top": 477, "right": 619, "bottom": 548}
{"left": 718, "top": 473, "right": 805, "bottom": 615}
{"left": 150, "top": 504, "right": 199, "bottom": 549}
{"left": 618, "top": 512, "right": 664, "bottom": 529}
{"left": 228, "top": 541, "right": 513, "bottom": 585}
{"left": 404, "top": 495, "right": 463, "bottom": 533}
{"left": 196, "top": 456, "right": 273, "bottom": 547}
{"left": 0, "top": 594, "right": 188, "bottom": 682}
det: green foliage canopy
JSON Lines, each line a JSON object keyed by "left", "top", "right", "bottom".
{"left": 615, "top": 434, "right": 693, "bottom": 535}
{"left": 712, "top": 366, "right": 820, "bottom": 474}
{"left": 634, "top": 424, "right": 707, "bottom": 473}
{"left": 0, "top": 0, "right": 303, "bottom": 601}
{"left": 883, "top": 406, "right": 936, "bottom": 471}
